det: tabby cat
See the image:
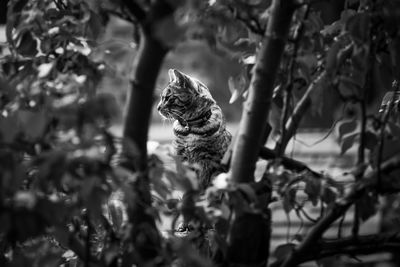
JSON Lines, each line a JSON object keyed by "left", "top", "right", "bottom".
{"left": 157, "top": 69, "right": 232, "bottom": 190}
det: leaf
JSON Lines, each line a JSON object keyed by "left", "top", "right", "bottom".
{"left": 16, "top": 30, "right": 38, "bottom": 57}
{"left": 371, "top": 139, "right": 400, "bottom": 168}
{"left": 325, "top": 41, "right": 341, "bottom": 74}
{"left": 337, "top": 119, "right": 357, "bottom": 142}
{"left": 364, "top": 131, "right": 378, "bottom": 150}
{"left": 0, "top": 112, "right": 20, "bottom": 143}
{"left": 388, "top": 121, "right": 400, "bottom": 138}
{"left": 79, "top": 93, "right": 120, "bottom": 125}
{"left": 242, "top": 55, "right": 255, "bottom": 65}
{"left": 237, "top": 183, "right": 257, "bottom": 202}
{"left": 273, "top": 243, "right": 295, "bottom": 262}
{"left": 304, "top": 177, "right": 321, "bottom": 206}
{"left": 37, "top": 62, "right": 54, "bottom": 78}
{"left": 309, "top": 74, "right": 325, "bottom": 116}
{"left": 321, "top": 21, "right": 341, "bottom": 36}
{"left": 14, "top": 191, "right": 37, "bottom": 209}
{"left": 18, "top": 110, "right": 47, "bottom": 140}
{"left": 296, "top": 54, "right": 318, "bottom": 83}
{"left": 228, "top": 72, "right": 249, "bottom": 103}
{"left": 340, "top": 131, "right": 359, "bottom": 155}
{"left": 268, "top": 102, "right": 282, "bottom": 139}
{"left": 283, "top": 187, "right": 296, "bottom": 213}
{"left": 304, "top": 11, "right": 324, "bottom": 36}
{"left": 213, "top": 172, "right": 230, "bottom": 189}
{"left": 346, "top": 13, "right": 370, "bottom": 43}
{"left": 321, "top": 187, "right": 337, "bottom": 205}
{"left": 328, "top": 9, "right": 357, "bottom": 35}
{"left": 351, "top": 45, "right": 368, "bottom": 74}
{"left": 356, "top": 193, "right": 378, "bottom": 222}
{"left": 52, "top": 226, "right": 71, "bottom": 248}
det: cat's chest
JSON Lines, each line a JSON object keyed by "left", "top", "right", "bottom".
{"left": 174, "top": 133, "right": 212, "bottom": 152}
{"left": 173, "top": 129, "right": 230, "bottom": 162}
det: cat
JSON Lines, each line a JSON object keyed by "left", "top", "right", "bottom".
{"left": 157, "top": 69, "right": 232, "bottom": 190}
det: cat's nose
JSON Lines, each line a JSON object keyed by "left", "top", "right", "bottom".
{"left": 156, "top": 102, "right": 162, "bottom": 111}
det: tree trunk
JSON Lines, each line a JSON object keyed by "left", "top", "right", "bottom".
{"left": 230, "top": 0, "right": 296, "bottom": 183}
{"left": 123, "top": 33, "right": 168, "bottom": 169}
{"left": 227, "top": 0, "right": 296, "bottom": 265}
{"left": 121, "top": 32, "right": 168, "bottom": 264}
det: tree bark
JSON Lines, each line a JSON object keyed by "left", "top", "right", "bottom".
{"left": 120, "top": 32, "right": 169, "bottom": 264}
{"left": 226, "top": 0, "right": 296, "bottom": 265}
{"left": 230, "top": 0, "right": 296, "bottom": 183}
{"left": 122, "top": 34, "right": 168, "bottom": 169}
{"left": 118, "top": 1, "right": 173, "bottom": 263}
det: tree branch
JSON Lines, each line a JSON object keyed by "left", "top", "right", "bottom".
{"left": 259, "top": 146, "right": 323, "bottom": 178}
{"left": 300, "top": 233, "right": 400, "bottom": 263}
{"left": 277, "top": 155, "right": 400, "bottom": 267}
{"left": 276, "top": 4, "right": 311, "bottom": 156}
{"left": 117, "top": 1, "right": 175, "bottom": 264}
{"left": 275, "top": 71, "right": 327, "bottom": 153}
{"left": 231, "top": 0, "right": 296, "bottom": 184}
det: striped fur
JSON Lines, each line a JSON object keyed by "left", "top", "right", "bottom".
{"left": 157, "top": 69, "right": 231, "bottom": 189}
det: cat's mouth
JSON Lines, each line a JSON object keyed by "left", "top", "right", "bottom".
{"left": 157, "top": 103, "right": 180, "bottom": 121}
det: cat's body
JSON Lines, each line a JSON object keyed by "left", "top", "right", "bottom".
{"left": 157, "top": 69, "right": 231, "bottom": 189}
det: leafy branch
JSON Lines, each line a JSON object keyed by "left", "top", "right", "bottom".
{"left": 276, "top": 154, "right": 400, "bottom": 267}
{"left": 271, "top": 233, "right": 400, "bottom": 266}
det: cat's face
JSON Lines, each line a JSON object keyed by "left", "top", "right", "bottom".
{"left": 157, "top": 69, "right": 215, "bottom": 122}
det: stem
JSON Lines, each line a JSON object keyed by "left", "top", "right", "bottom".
{"left": 278, "top": 71, "right": 327, "bottom": 152}
{"left": 276, "top": 5, "right": 310, "bottom": 156}
{"left": 230, "top": 0, "right": 296, "bottom": 184}
{"left": 352, "top": 100, "right": 366, "bottom": 237}
{"left": 227, "top": 0, "right": 296, "bottom": 265}
{"left": 122, "top": 34, "right": 168, "bottom": 169}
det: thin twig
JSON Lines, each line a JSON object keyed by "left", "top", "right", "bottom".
{"left": 278, "top": 71, "right": 327, "bottom": 152}
{"left": 352, "top": 100, "right": 367, "bottom": 237}
{"left": 277, "top": 4, "right": 311, "bottom": 156}
{"left": 377, "top": 82, "right": 400, "bottom": 190}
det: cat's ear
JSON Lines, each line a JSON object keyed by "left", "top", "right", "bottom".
{"left": 168, "top": 69, "right": 186, "bottom": 86}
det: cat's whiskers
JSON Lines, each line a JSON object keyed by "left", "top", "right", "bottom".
{"left": 170, "top": 111, "right": 188, "bottom": 126}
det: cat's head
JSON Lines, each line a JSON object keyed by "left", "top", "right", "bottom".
{"left": 157, "top": 69, "right": 215, "bottom": 122}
